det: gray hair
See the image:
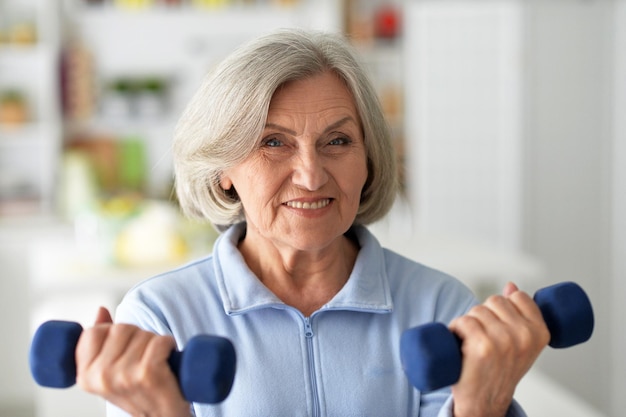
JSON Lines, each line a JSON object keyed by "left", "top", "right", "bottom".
{"left": 173, "top": 28, "right": 398, "bottom": 231}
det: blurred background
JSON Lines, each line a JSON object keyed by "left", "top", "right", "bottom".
{"left": 0, "top": 0, "right": 622, "bottom": 416}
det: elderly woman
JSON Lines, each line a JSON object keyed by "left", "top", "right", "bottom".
{"left": 76, "top": 29, "right": 549, "bottom": 417}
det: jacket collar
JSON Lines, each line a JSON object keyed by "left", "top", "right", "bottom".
{"left": 213, "top": 223, "right": 394, "bottom": 316}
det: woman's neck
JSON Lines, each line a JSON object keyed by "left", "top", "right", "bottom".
{"left": 237, "top": 230, "right": 359, "bottom": 316}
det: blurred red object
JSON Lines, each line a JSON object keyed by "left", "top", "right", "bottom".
{"left": 375, "top": 4, "right": 401, "bottom": 39}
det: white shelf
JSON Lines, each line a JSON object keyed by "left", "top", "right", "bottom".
{"left": 0, "top": 126, "right": 42, "bottom": 143}
{"left": 0, "top": 122, "right": 58, "bottom": 143}
{"left": 0, "top": 44, "right": 46, "bottom": 60}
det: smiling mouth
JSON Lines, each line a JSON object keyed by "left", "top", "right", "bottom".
{"left": 284, "top": 199, "right": 331, "bottom": 210}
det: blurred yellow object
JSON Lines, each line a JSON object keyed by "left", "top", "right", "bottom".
{"left": 101, "top": 194, "right": 141, "bottom": 216}
{"left": 9, "top": 22, "right": 37, "bottom": 45}
{"left": 0, "top": 90, "right": 29, "bottom": 127}
{"left": 191, "top": 0, "right": 230, "bottom": 9}
{"left": 272, "top": 0, "right": 300, "bottom": 7}
{"left": 0, "top": 29, "right": 9, "bottom": 45}
{"left": 114, "top": 0, "right": 155, "bottom": 10}
{"left": 114, "top": 200, "right": 189, "bottom": 268}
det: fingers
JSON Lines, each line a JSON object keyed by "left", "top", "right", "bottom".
{"left": 448, "top": 282, "right": 551, "bottom": 417}
{"left": 454, "top": 283, "right": 550, "bottom": 353}
{"left": 94, "top": 306, "right": 113, "bottom": 325}
{"left": 75, "top": 320, "right": 189, "bottom": 417}
{"left": 502, "top": 281, "right": 518, "bottom": 297}
{"left": 76, "top": 324, "right": 145, "bottom": 393}
{"left": 95, "top": 325, "right": 154, "bottom": 379}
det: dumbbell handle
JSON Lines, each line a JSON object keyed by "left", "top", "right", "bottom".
{"left": 29, "top": 320, "right": 236, "bottom": 404}
{"left": 400, "top": 281, "right": 594, "bottom": 392}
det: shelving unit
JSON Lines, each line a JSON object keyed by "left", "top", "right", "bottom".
{"left": 55, "top": 0, "right": 344, "bottom": 201}
{"left": 345, "top": 0, "right": 406, "bottom": 189}
{"left": 0, "top": 0, "right": 62, "bottom": 216}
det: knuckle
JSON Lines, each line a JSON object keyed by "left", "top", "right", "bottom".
{"left": 484, "top": 294, "right": 506, "bottom": 308}
{"left": 510, "top": 289, "right": 532, "bottom": 304}
{"left": 101, "top": 367, "right": 127, "bottom": 394}
{"left": 467, "top": 304, "right": 489, "bottom": 318}
{"left": 107, "top": 365, "right": 149, "bottom": 396}
{"left": 453, "top": 314, "right": 477, "bottom": 330}
{"left": 517, "top": 325, "right": 534, "bottom": 348}
{"left": 137, "top": 364, "right": 161, "bottom": 391}
{"left": 76, "top": 326, "right": 107, "bottom": 353}
{"left": 77, "top": 362, "right": 115, "bottom": 395}
{"left": 108, "top": 323, "right": 138, "bottom": 339}
{"left": 474, "top": 338, "right": 496, "bottom": 359}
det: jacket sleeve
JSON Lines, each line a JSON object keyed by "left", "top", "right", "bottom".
{"left": 106, "top": 402, "right": 196, "bottom": 417}
{"left": 435, "top": 396, "right": 528, "bottom": 417}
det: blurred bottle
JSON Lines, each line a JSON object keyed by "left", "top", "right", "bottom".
{"left": 117, "top": 136, "right": 147, "bottom": 193}
{"left": 60, "top": 37, "right": 96, "bottom": 122}
{"left": 58, "top": 150, "right": 99, "bottom": 220}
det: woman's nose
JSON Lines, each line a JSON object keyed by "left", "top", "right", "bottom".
{"left": 291, "top": 149, "right": 328, "bottom": 191}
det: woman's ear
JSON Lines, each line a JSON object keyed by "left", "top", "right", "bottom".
{"left": 219, "top": 174, "right": 233, "bottom": 191}
{"left": 219, "top": 174, "right": 239, "bottom": 201}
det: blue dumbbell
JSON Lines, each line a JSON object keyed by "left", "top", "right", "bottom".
{"left": 400, "top": 281, "right": 594, "bottom": 392}
{"left": 29, "top": 320, "right": 236, "bottom": 404}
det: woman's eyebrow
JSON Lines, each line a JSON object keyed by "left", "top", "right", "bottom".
{"left": 264, "top": 116, "right": 357, "bottom": 136}
{"left": 264, "top": 122, "right": 296, "bottom": 136}
{"left": 323, "top": 116, "right": 357, "bottom": 134}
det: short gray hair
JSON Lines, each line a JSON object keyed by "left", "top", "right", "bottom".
{"left": 173, "top": 28, "right": 398, "bottom": 231}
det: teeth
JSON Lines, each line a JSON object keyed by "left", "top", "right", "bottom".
{"left": 285, "top": 199, "right": 330, "bottom": 209}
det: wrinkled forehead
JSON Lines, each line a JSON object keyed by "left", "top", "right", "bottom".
{"left": 266, "top": 71, "right": 360, "bottom": 124}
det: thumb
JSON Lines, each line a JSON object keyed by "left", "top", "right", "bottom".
{"left": 502, "top": 281, "right": 519, "bottom": 298}
{"left": 94, "top": 306, "right": 113, "bottom": 325}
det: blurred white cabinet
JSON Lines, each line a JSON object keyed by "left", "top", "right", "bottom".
{"left": 403, "top": 1, "right": 524, "bottom": 251}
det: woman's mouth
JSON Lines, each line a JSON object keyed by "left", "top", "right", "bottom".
{"left": 284, "top": 199, "right": 331, "bottom": 210}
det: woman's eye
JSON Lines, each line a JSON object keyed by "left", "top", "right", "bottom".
{"left": 328, "top": 136, "right": 350, "bottom": 146}
{"left": 263, "top": 137, "right": 283, "bottom": 147}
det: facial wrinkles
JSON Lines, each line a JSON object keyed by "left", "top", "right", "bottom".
{"left": 269, "top": 101, "right": 356, "bottom": 136}
{"left": 267, "top": 115, "right": 361, "bottom": 206}
{"left": 234, "top": 72, "right": 366, "bottom": 251}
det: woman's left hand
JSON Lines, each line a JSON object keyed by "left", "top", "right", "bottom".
{"left": 448, "top": 282, "right": 550, "bottom": 417}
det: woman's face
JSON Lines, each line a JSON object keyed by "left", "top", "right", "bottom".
{"left": 220, "top": 71, "right": 368, "bottom": 252}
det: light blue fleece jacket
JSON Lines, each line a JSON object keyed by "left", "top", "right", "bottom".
{"left": 108, "top": 223, "right": 526, "bottom": 417}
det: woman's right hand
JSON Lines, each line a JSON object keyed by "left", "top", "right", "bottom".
{"left": 75, "top": 307, "right": 191, "bottom": 417}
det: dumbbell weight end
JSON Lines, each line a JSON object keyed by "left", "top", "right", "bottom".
{"left": 30, "top": 320, "right": 83, "bottom": 389}
{"left": 400, "top": 281, "right": 594, "bottom": 392}
{"left": 29, "top": 320, "right": 236, "bottom": 404}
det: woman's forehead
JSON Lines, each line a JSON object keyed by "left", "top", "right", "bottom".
{"left": 267, "top": 73, "right": 357, "bottom": 118}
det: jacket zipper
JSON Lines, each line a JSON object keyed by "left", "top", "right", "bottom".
{"left": 304, "top": 316, "right": 320, "bottom": 417}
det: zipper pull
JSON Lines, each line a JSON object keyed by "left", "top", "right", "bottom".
{"left": 304, "top": 317, "right": 314, "bottom": 338}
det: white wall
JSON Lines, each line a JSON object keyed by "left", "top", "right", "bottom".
{"left": 522, "top": 0, "right": 613, "bottom": 413}
{"left": 404, "top": 1, "right": 525, "bottom": 253}
{"left": 0, "top": 218, "right": 67, "bottom": 410}
{"left": 610, "top": 1, "right": 626, "bottom": 415}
